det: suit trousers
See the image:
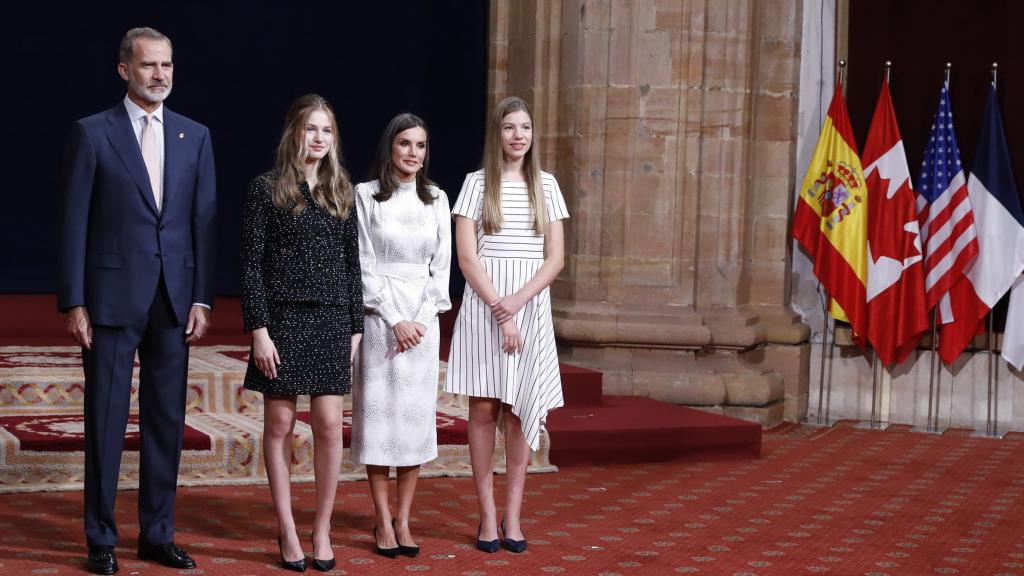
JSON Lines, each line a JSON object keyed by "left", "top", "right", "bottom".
{"left": 82, "top": 279, "right": 188, "bottom": 548}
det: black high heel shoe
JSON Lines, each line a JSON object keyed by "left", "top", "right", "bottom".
{"left": 310, "top": 534, "right": 335, "bottom": 572}
{"left": 373, "top": 525, "right": 400, "bottom": 559}
{"left": 501, "top": 519, "right": 527, "bottom": 553}
{"left": 393, "top": 519, "right": 420, "bottom": 558}
{"left": 277, "top": 536, "right": 307, "bottom": 572}
{"left": 476, "top": 522, "right": 500, "bottom": 553}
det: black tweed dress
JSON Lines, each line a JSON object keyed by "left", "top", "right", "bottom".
{"left": 239, "top": 173, "right": 364, "bottom": 396}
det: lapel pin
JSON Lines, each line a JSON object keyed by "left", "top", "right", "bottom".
{"left": 178, "top": 132, "right": 185, "bottom": 139}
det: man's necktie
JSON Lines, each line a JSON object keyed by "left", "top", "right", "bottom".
{"left": 141, "top": 114, "right": 162, "bottom": 211}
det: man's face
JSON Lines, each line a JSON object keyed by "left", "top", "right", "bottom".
{"left": 118, "top": 37, "right": 173, "bottom": 105}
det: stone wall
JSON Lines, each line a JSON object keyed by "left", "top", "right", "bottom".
{"left": 489, "top": 0, "right": 812, "bottom": 425}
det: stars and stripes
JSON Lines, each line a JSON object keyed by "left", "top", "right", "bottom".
{"left": 915, "top": 82, "right": 979, "bottom": 327}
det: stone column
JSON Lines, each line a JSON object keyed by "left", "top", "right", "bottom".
{"left": 490, "top": 0, "right": 811, "bottom": 424}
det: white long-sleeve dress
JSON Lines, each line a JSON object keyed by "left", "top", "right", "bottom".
{"left": 444, "top": 170, "right": 570, "bottom": 452}
{"left": 351, "top": 180, "right": 451, "bottom": 466}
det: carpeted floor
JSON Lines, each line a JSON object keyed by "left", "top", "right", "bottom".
{"left": 1, "top": 424, "right": 1023, "bottom": 575}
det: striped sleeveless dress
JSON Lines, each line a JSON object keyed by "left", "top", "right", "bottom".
{"left": 444, "top": 169, "right": 570, "bottom": 451}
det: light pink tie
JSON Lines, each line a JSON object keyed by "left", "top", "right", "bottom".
{"left": 140, "top": 114, "right": 162, "bottom": 211}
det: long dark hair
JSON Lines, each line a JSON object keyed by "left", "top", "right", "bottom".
{"left": 372, "top": 112, "right": 435, "bottom": 204}
{"left": 272, "top": 94, "right": 354, "bottom": 218}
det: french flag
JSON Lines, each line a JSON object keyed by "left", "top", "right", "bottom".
{"left": 938, "top": 85, "right": 1024, "bottom": 364}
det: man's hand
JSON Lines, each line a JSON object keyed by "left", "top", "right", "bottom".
{"left": 64, "top": 306, "right": 92, "bottom": 350}
{"left": 185, "top": 305, "right": 211, "bottom": 344}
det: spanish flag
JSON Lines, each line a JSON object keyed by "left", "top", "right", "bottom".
{"left": 792, "top": 82, "right": 869, "bottom": 338}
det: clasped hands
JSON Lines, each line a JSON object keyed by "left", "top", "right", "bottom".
{"left": 393, "top": 320, "right": 426, "bottom": 353}
{"left": 490, "top": 294, "right": 525, "bottom": 354}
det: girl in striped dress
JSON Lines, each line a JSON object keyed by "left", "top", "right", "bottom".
{"left": 445, "top": 96, "right": 569, "bottom": 553}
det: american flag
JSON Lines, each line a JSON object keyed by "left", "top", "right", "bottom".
{"left": 916, "top": 81, "right": 979, "bottom": 322}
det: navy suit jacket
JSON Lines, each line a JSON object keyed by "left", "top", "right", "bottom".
{"left": 57, "top": 102, "right": 217, "bottom": 327}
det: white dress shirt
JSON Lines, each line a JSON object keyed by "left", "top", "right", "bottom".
{"left": 123, "top": 95, "right": 210, "bottom": 312}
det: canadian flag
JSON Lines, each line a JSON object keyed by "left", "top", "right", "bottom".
{"left": 861, "top": 78, "right": 929, "bottom": 366}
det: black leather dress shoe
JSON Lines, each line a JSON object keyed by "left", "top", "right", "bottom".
{"left": 137, "top": 542, "right": 197, "bottom": 569}
{"left": 86, "top": 546, "right": 118, "bottom": 575}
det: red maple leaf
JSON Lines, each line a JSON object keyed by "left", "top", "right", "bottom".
{"left": 866, "top": 170, "right": 921, "bottom": 263}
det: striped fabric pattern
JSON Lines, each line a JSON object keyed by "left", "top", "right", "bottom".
{"left": 915, "top": 82, "right": 979, "bottom": 322}
{"left": 444, "top": 170, "right": 569, "bottom": 451}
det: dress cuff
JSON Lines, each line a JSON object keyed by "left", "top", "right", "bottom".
{"left": 376, "top": 301, "right": 405, "bottom": 328}
{"left": 413, "top": 303, "right": 438, "bottom": 326}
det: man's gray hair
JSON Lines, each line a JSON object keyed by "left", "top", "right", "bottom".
{"left": 119, "top": 27, "right": 173, "bottom": 64}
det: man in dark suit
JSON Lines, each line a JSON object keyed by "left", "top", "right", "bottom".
{"left": 57, "top": 27, "right": 216, "bottom": 575}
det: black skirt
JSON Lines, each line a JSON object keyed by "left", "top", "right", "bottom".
{"left": 243, "top": 303, "right": 353, "bottom": 396}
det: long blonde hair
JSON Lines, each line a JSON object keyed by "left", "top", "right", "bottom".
{"left": 272, "top": 94, "right": 354, "bottom": 218}
{"left": 482, "top": 96, "right": 546, "bottom": 234}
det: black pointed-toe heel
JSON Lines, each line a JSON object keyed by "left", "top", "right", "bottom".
{"left": 373, "top": 526, "right": 400, "bottom": 559}
{"left": 277, "top": 536, "right": 307, "bottom": 572}
{"left": 310, "top": 535, "right": 335, "bottom": 572}
{"left": 501, "top": 519, "right": 527, "bottom": 553}
{"left": 311, "top": 557, "right": 335, "bottom": 572}
{"left": 393, "top": 519, "right": 420, "bottom": 558}
{"left": 476, "top": 522, "right": 500, "bottom": 553}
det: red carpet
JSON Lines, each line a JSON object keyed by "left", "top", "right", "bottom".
{"left": 547, "top": 395, "right": 762, "bottom": 466}
{"left": 0, "top": 425, "right": 1022, "bottom": 575}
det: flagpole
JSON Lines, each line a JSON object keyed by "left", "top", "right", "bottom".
{"left": 926, "top": 62, "right": 955, "bottom": 434}
{"left": 926, "top": 309, "right": 939, "bottom": 432}
{"left": 817, "top": 287, "right": 831, "bottom": 425}
{"left": 813, "top": 58, "right": 849, "bottom": 427}
{"left": 987, "top": 61, "right": 995, "bottom": 434}
{"left": 825, "top": 58, "right": 849, "bottom": 426}
{"left": 987, "top": 313, "right": 996, "bottom": 435}
{"left": 870, "top": 60, "right": 892, "bottom": 431}
{"left": 990, "top": 62, "right": 1000, "bottom": 437}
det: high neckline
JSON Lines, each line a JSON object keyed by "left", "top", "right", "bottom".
{"left": 397, "top": 181, "right": 416, "bottom": 192}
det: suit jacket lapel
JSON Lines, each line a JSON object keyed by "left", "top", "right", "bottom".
{"left": 104, "top": 104, "right": 160, "bottom": 216}
{"left": 162, "top": 108, "right": 182, "bottom": 214}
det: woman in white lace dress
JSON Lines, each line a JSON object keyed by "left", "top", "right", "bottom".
{"left": 351, "top": 113, "right": 451, "bottom": 558}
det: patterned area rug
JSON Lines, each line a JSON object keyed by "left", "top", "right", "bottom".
{"left": 0, "top": 346, "right": 555, "bottom": 493}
